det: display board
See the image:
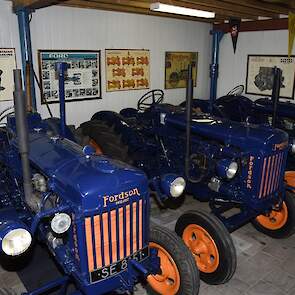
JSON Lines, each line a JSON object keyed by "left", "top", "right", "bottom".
{"left": 38, "top": 50, "right": 101, "bottom": 104}
{"left": 246, "top": 55, "right": 295, "bottom": 99}
{"left": 0, "top": 48, "right": 17, "bottom": 101}
{"left": 105, "top": 49, "right": 150, "bottom": 92}
{"left": 165, "top": 52, "right": 198, "bottom": 89}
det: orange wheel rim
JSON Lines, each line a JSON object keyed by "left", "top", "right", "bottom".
{"left": 147, "top": 242, "right": 180, "bottom": 295}
{"left": 89, "top": 139, "right": 103, "bottom": 155}
{"left": 182, "top": 224, "right": 219, "bottom": 273}
{"left": 256, "top": 202, "right": 288, "bottom": 230}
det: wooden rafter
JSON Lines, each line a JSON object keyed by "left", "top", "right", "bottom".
{"left": 10, "top": 0, "right": 294, "bottom": 29}
{"left": 12, "top": 0, "right": 67, "bottom": 10}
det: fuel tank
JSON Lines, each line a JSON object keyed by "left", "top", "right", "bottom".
{"left": 25, "top": 130, "right": 148, "bottom": 211}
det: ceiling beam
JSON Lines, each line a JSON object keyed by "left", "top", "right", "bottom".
{"left": 61, "top": 0, "right": 218, "bottom": 22}
{"left": 148, "top": 0, "right": 258, "bottom": 19}
{"left": 214, "top": 18, "right": 288, "bottom": 32}
{"left": 12, "top": 0, "right": 67, "bottom": 10}
{"left": 220, "top": 0, "right": 294, "bottom": 14}
{"left": 178, "top": 0, "right": 278, "bottom": 18}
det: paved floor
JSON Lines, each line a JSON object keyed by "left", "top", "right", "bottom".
{"left": 0, "top": 196, "right": 295, "bottom": 295}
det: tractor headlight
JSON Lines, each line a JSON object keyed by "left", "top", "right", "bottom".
{"left": 51, "top": 213, "right": 71, "bottom": 234}
{"left": 217, "top": 159, "right": 238, "bottom": 180}
{"left": 170, "top": 177, "right": 186, "bottom": 198}
{"left": 290, "top": 139, "right": 295, "bottom": 154}
{"left": 2, "top": 228, "right": 32, "bottom": 256}
{"left": 161, "top": 174, "right": 186, "bottom": 198}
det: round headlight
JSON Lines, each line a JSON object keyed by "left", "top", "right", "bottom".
{"left": 51, "top": 213, "right": 71, "bottom": 234}
{"left": 227, "top": 161, "right": 238, "bottom": 179}
{"left": 170, "top": 177, "right": 186, "bottom": 198}
{"left": 291, "top": 140, "right": 295, "bottom": 154}
{"left": 2, "top": 228, "right": 32, "bottom": 256}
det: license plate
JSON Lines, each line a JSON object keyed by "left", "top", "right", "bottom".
{"left": 90, "top": 247, "right": 149, "bottom": 283}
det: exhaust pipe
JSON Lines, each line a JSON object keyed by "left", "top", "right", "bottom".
{"left": 271, "top": 67, "right": 282, "bottom": 128}
{"left": 13, "top": 69, "right": 35, "bottom": 210}
{"left": 185, "top": 64, "right": 193, "bottom": 180}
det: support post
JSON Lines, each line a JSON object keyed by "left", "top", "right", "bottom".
{"left": 16, "top": 8, "right": 37, "bottom": 112}
{"left": 209, "top": 30, "right": 224, "bottom": 113}
{"left": 56, "top": 62, "right": 69, "bottom": 138}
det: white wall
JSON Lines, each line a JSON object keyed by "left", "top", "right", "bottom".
{"left": 0, "top": 2, "right": 211, "bottom": 126}
{"left": 218, "top": 29, "right": 295, "bottom": 99}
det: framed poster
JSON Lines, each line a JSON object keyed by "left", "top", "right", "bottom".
{"left": 246, "top": 55, "right": 295, "bottom": 99}
{"left": 38, "top": 50, "right": 101, "bottom": 104}
{"left": 0, "top": 48, "right": 17, "bottom": 101}
{"left": 165, "top": 52, "right": 198, "bottom": 89}
{"left": 105, "top": 49, "right": 150, "bottom": 92}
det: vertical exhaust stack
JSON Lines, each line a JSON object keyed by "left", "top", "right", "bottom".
{"left": 185, "top": 64, "right": 193, "bottom": 180}
{"left": 13, "top": 69, "right": 34, "bottom": 210}
{"left": 271, "top": 67, "right": 282, "bottom": 128}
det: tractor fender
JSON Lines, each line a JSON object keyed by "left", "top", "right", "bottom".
{"left": 91, "top": 111, "right": 138, "bottom": 147}
{"left": 285, "top": 171, "right": 295, "bottom": 192}
{"left": 91, "top": 111, "right": 129, "bottom": 130}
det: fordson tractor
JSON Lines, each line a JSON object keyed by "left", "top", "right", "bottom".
{"left": 187, "top": 68, "right": 295, "bottom": 184}
{"left": 80, "top": 65, "right": 295, "bottom": 286}
{"left": 0, "top": 65, "right": 201, "bottom": 295}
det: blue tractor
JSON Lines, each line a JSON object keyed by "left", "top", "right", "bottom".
{"left": 81, "top": 66, "right": 295, "bottom": 286}
{"left": 187, "top": 68, "right": 295, "bottom": 182}
{"left": 0, "top": 65, "right": 201, "bottom": 295}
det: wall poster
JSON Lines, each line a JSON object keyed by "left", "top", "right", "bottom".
{"left": 105, "top": 49, "right": 150, "bottom": 92}
{"left": 38, "top": 50, "right": 101, "bottom": 104}
{"left": 0, "top": 48, "right": 17, "bottom": 101}
{"left": 246, "top": 55, "right": 295, "bottom": 99}
{"left": 165, "top": 51, "right": 198, "bottom": 89}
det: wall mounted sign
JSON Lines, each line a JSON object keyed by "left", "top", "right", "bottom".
{"left": 0, "top": 48, "right": 17, "bottom": 101}
{"left": 165, "top": 51, "right": 198, "bottom": 89}
{"left": 38, "top": 50, "right": 101, "bottom": 104}
{"left": 105, "top": 49, "right": 150, "bottom": 92}
{"left": 246, "top": 55, "right": 295, "bottom": 99}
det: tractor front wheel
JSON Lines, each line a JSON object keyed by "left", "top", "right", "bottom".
{"left": 146, "top": 226, "right": 200, "bottom": 295}
{"left": 175, "top": 210, "right": 237, "bottom": 285}
{"left": 252, "top": 191, "right": 295, "bottom": 239}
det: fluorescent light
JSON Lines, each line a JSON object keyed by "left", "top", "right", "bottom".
{"left": 150, "top": 2, "right": 215, "bottom": 19}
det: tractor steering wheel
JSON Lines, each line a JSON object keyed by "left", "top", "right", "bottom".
{"left": 137, "top": 89, "right": 164, "bottom": 111}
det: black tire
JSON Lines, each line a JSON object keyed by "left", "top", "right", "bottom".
{"left": 146, "top": 226, "right": 200, "bottom": 295}
{"left": 175, "top": 210, "right": 236, "bottom": 285}
{"left": 251, "top": 191, "right": 295, "bottom": 239}
{"left": 80, "top": 120, "right": 133, "bottom": 164}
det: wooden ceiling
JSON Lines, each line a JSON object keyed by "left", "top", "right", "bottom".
{"left": 11, "top": 0, "right": 295, "bottom": 24}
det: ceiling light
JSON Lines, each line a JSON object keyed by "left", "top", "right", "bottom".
{"left": 150, "top": 2, "right": 215, "bottom": 19}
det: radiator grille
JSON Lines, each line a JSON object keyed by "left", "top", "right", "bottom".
{"left": 258, "top": 152, "right": 284, "bottom": 199}
{"left": 85, "top": 199, "right": 144, "bottom": 272}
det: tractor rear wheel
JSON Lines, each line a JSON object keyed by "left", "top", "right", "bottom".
{"left": 251, "top": 191, "right": 295, "bottom": 239}
{"left": 146, "top": 226, "right": 200, "bottom": 295}
{"left": 175, "top": 210, "right": 237, "bottom": 285}
{"left": 79, "top": 120, "right": 133, "bottom": 164}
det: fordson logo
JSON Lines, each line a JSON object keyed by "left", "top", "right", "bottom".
{"left": 103, "top": 188, "right": 140, "bottom": 207}
{"left": 246, "top": 156, "right": 254, "bottom": 189}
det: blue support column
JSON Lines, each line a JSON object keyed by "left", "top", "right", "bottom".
{"left": 209, "top": 30, "right": 224, "bottom": 113}
{"left": 16, "top": 8, "right": 37, "bottom": 112}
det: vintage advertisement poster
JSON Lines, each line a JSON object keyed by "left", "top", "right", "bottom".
{"left": 38, "top": 50, "right": 101, "bottom": 104}
{"left": 105, "top": 49, "right": 150, "bottom": 92}
{"left": 0, "top": 48, "right": 16, "bottom": 102}
{"left": 165, "top": 52, "right": 198, "bottom": 89}
{"left": 246, "top": 55, "right": 295, "bottom": 99}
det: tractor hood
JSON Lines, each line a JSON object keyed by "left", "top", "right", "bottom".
{"left": 165, "top": 112, "right": 288, "bottom": 151}
{"left": 26, "top": 132, "right": 148, "bottom": 211}
{"left": 254, "top": 97, "right": 295, "bottom": 118}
